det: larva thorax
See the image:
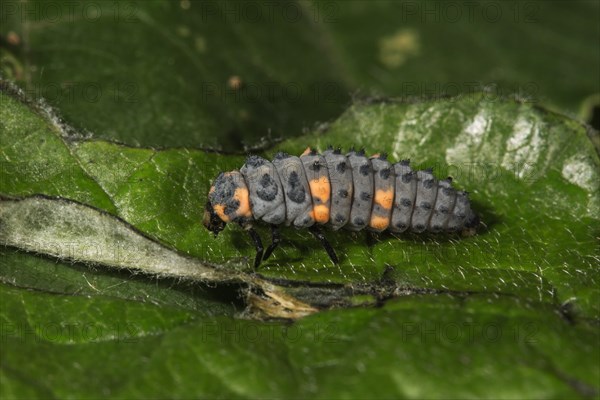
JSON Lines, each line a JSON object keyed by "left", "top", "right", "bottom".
{"left": 205, "top": 147, "right": 479, "bottom": 236}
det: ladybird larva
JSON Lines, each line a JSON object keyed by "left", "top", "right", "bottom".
{"left": 203, "top": 146, "right": 480, "bottom": 268}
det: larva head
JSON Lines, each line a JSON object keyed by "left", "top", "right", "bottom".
{"left": 203, "top": 201, "right": 226, "bottom": 236}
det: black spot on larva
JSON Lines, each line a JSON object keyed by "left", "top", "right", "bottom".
{"left": 333, "top": 147, "right": 342, "bottom": 155}
{"left": 360, "top": 191, "right": 371, "bottom": 201}
{"left": 257, "top": 173, "right": 277, "bottom": 201}
{"left": 288, "top": 170, "right": 299, "bottom": 183}
{"left": 414, "top": 224, "right": 425, "bottom": 231}
{"left": 456, "top": 212, "right": 466, "bottom": 218}
{"left": 401, "top": 198, "right": 412, "bottom": 207}
{"left": 223, "top": 200, "right": 240, "bottom": 216}
{"left": 395, "top": 222, "right": 407, "bottom": 230}
{"left": 210, "top": 173, "right": 232, "bottom": 203}
{"left": 442, "top": 187, "right": 455, "bottom": 196}
{"left": 379, "top": 168, "right": 391, "bottom": 179}
{"left": 353, "top": 217, "right": 365, "bottom": 226}
{"left": 336, "top": 162, "right": 347, "bottom": 174}
{"left": 274, "top": 152, "right": 290, "bottom": 160}
{"left": 245, "top": 155, "right": 266, "bottom": 167}
{"left": 423, "top": 179, "right": 435, "bottom": 189}
{"left": 400, "top": 159, "right": 410, "bottom": 166}
{"left": 303, "top": 217, "right": 311, "bottom": 224}
{"left": 430, "top": 224, "right": 443, "bottom": 232}
{"left": 420, "top": 202, "right": 432, "bottom": 211}
{"left": 335, "top": 214, "right": 345, "bottom": 223}
{"left": 402, "top": 173, "right": 413, "bottom": 183}
{"left": 257, "top": 183, "right": 277, "bottom": 202}
{"left": 287, "top": 171, "right": 306, "bottom": 203}
{"left": 439, "top": 206, "right": 450, "bottom": 214}
{"left": 260, "top": 173, "right": 273, "bottom": 188}
{"left": 338, "top": 189, "right": 349, "bottom": 198}
{"left": 309, "top": 161, "right": 321, "bottom": 172}
{"left": 359, "top": 164, "right": 370, "bottom": 176}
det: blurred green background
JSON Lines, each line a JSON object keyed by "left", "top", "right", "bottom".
{"left": 2, "top": 0, "right": 598, "bottom": 149}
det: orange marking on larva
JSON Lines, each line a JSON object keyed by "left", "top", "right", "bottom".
{"left": 301, "top": 147, "right": 312, "bottom": 156}
{"left": 213, "top": 204, "right": 230, "bottom": 222}
{"left": 209, "top": 186, "right": 215, "bottom": 194}
{"left": 369, "top": 215, "right": 389, "bottom": 230}
{"left": 311, "top": 204, "right": 330, "bottom": 223}
{"left": 375, "top": 189, "right": 394, "bottom": 210}
{"left": 233, "top": 187, "right": 252, "bottom": 217}
{"left": 309, "top": 177, "right": 331, "bottom": 203}
{"left": 370, "top": 153, "right": 380, "bottom": 158}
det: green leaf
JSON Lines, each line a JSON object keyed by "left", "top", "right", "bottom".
{"left": 2, "top": 283, "right": 598, "bottom": 398}
{"left": 3, "top": 1, "right": 598, "bottom": 149}
{"left": 2, "top": 84, "right": 598, "bottom": 316}
{"left": 0, "top": 195, "right": 324, "bottom": 319}
{"left": 0, "top": 196, "right": 238, "bottom": 282}
{"left": 0, "top": 247, "right": 238, "bottom": 316}
{"left": 1, "top": 83, "right": 599, "bottom": 397}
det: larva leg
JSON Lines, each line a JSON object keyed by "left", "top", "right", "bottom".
{"left": 366, "top": 231, "right": 380, "bottom": 248}
{"left": 309, "top": 226, "right": 339, "bottom": 264}
{"left": 246, "top": 227, "right": 264, "bottom": 269}
{"left": 262, "top": 224, "right": 281, "bottom": 262}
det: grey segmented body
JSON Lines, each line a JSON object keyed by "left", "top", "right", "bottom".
{"left": 209, "top": 147, "right": 479, "bottom": 233}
